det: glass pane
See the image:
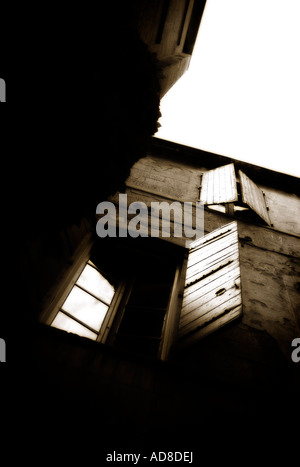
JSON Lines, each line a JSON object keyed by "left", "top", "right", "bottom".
{"left": 51, "top": 312, "right": 98, "bottom": 340}
{"left": 62, "top": 286, "right": 108, "bottom": 332}
{"left": 76, "top": 264, "right": 115, "bottom": 304}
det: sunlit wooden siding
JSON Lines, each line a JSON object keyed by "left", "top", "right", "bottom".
{"left": 199, "top": 163, "right": 238, "bottom": 205}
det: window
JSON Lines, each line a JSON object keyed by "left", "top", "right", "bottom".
{"left": 199, "top": 163, "right": 272, "bottom": 226}
{"left": 43, "top": 222, "right": 242, "bottom": 359}
{"left": 109, "top": 252, "right": 180, "bottom": 359}
{"left": 50, "top": 261, "right": 117, "bottom": 341}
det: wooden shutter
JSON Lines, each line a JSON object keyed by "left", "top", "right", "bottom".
{"left": 200, "top": 163, "right": 238, "bottom": 205}
{"left": 177, "top": 221, "right": 242, "bottom": 347}
{"left": 239, "top": 170, "right": 271, "bottom": 225}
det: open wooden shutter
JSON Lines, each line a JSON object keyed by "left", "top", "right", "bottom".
{"left": 239, "top": 170, "right": 271, "bottom": 226}
{"left": 200, "top": 163, "right": 238, "bottom": 205}
{"left": 177, "top": 221, "right": 242, "bottom": 347}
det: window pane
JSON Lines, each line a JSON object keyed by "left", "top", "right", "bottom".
{"left": 62, "top": 286, "right": 108, "bottom": 332}
{"left": 51, "top": 312, "right": 98, "bottom": 340}
{"left": 76, "top": 264, "right": 115, "bottom": 304}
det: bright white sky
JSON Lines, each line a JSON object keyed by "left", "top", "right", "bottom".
{"left": 156, "top": 0, "right": 300, "bottom": 177}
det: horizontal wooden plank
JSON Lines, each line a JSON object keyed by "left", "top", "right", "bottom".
{"left": 187, "top": 246, "right": 237, "bottom": 278}
{"left": 186, "top": 250, "right": 239, "bottom": 286}
{"left": 182, "top": 283, "right": 241, "bottom": 322}
{"left": 184, "top": 262, "right": 240, "bottom": 306}
{"left": 187, "top": 242, "right": 238, "bottom": 271}
{"left": 188, "top": 221, "right": 237, "bottom": 251}
{"left": 187, "top": 230, "right": 237, "bottom": 265}
{"left": 177, "top": 305, "right": 242, "bottom": 347}
{"left": 180, "top": 279, "right": 241, "bottom": 325}
{"left": 186, "top": 236, "right": 238, "bottom": 274}
{"left": 181, "top": 277, "right": 241, "bottom": 323}
{"left": 183, "top": 264, "right": 240, "bottom": 304}
{"left": 179, "top": 289, "right": 242, "bottom": 336}
{"left": 185, "top": 222, "right": 239, "bottom": 286}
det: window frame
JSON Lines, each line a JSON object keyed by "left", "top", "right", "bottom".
{"left": 41, "top": 223, "right": 243, "bottom": 360}
{"left": 102, "top": 241, "right": 186, "bottom": 361}
{"left": 51, "top": 261, "right": 114, "bottom": 340}
{"left": 40, "top": 234, "right": 187, "bottom": 360}
{"left": 40, "top": 233, "right": 125, "bottom": 343}
{"left": 40, "top": 233, "right": 94, "bottom": 327}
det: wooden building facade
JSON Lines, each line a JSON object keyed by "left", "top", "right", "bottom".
{"left": 18, "top": 137, "right": 300, "bottom": 456}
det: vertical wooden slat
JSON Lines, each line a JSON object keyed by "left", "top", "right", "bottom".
{"left": 228, "top": 163, "right": 237, "bottom": 202}
{"left": 215, "top": 162, "right": 221, "bottom": 203}
{"left": 239, "top": 170, "right": 271, "bottom": 225}
{"left": 199, "top": 164, "right": 238, "bottom": 205}
{"left": 207, "top": 166, "right": 214, "bottom": 204}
